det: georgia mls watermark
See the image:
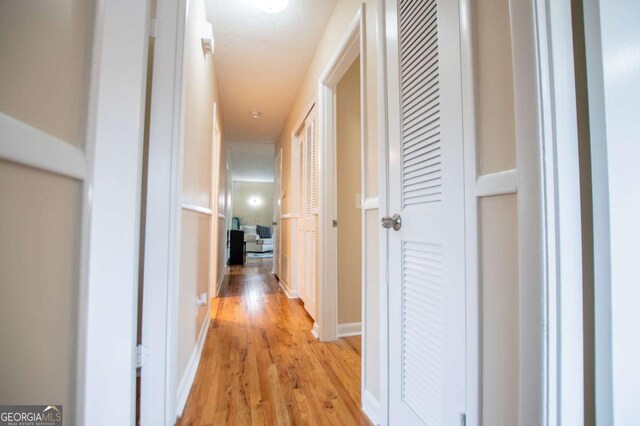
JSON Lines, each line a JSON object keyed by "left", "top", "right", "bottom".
{"left": 0, "top": 406, "right": 62, "bottom": 426}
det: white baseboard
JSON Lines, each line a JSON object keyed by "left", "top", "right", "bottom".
{"left": 176, "top": 315, "right": 210, "bottom": 417}
{"left": 311, "top": 322, "right": 319, "bottom": 339}
{"left": 362, "top": 390, "right": 381, "bottom": 425}
{"left": 278, "top": 278, "right": 298, "bottom": 299}
{"left": 215, "top": 272, "right": 224, "bottom": 297}
{"left": 337, "top": 322, "right": 362, "bottom": 337}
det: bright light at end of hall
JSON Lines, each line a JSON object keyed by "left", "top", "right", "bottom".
{"left": 249, "top": 196, "right": 262, "bottom": 207}
{"left": 252, "top": 0, "right": 289, "bottom": 14}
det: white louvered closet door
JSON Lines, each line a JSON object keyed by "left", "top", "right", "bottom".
{"left": 386, "top": 0, "right": 466, "bottom": 424}
{"left": 297, "top": 110, "right": 318, "bottom": 320}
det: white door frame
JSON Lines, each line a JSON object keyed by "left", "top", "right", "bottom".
{"left": 458, "top": 1, "right": 480, "bottom": 423}
{"left": 273, "top": 148, "right": 282, "bottom": 276}
{"left": 510, "top": 0, "right": 586, "bottom": 423}
{"left": 317, "top": 5, "right": 365, "bottom": 343}
{"left": 139, "top": 0, "right": 189, "bottom": 424}
{"left": 374, "top": 1, "right": 391, "bottom": 424}
{"left": 81, "top": 0, "right": 151, "bottom": 424}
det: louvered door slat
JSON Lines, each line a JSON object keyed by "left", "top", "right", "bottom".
{"left": 402, "top": 241, "right": 444, "bottom": 424}
{"left": 401, "top": 20, "right": 438, "bottom": 74}
{"left": 403, "top": 135, "right": 441, "bottom": 159}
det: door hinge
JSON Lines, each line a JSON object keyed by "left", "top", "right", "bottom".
{"left": 149, "top": 17, "right": 158, "bottom": 38}
{"left": 136, "top": 344, "right": 149, "bottom": 368}
{"left": 460, "top": 413, "right": 466, "bottom": 426}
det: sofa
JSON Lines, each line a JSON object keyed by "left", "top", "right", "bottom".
{"left": 241, "top": 225, "right": 274, "bottom": 253}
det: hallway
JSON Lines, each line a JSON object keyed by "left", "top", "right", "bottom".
{"left": 177, "top": 258, "right": 371, "bottom": 425}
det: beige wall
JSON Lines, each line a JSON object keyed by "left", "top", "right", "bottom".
{"left": 479, "top": 195, "right": 519, "bottom": 425}
{"left": 336, "top": 59, "right": 362, "bottom": 325}
{"left": 474, "top": 0, "right": 520, "bottom": 424}
{"left": 274, "top": 0, "right": 381, "bottom": 402}
{"left": 0, "top": 2, "right": 95, "bottom": 421}
{"left": 177, "top": 0, "right": 225, "bottom": 382}
{"left": 181, "top": 0, "right": 217, "bottom": 207}
{"left": 231, "top": 181, "right": 275, "bottom": 227}
{"left": 0, "top": 162, "right": 82, "bottom": 423}
{"left": 0, "top": 0, "right": 95, "bottom": 146}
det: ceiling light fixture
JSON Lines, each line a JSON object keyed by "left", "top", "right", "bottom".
{"left": 249, "top": 111, "right": 262, "bottom": 118}
{"left": 253, "top": 0, "right": 289, "bottom": 14}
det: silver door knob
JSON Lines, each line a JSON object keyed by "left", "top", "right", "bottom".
{"left": 380, "top": 213, "right": 402, "bottom": 231}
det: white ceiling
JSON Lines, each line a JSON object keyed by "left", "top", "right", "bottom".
{"left": 228, "top": 142, "right": 275, "bottom": 182}
{"left": 207, "top": 0, "right": 337, "bottom": 147}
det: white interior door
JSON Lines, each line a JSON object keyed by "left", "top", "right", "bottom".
{"left": 273, "top": 149, "right": 282, "bottom": 276}
{"left": 385, "top": 0, "right": 466, "bottom": 424}
{"left": 297, "top": 110, "right": 318, "bottom": 320}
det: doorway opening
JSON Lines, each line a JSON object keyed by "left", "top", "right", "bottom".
{"left": 335, "top": 57, "right": 363, "bottom": 340}
{"left": 315, "top": 6, "right": 366, "bottom": 346}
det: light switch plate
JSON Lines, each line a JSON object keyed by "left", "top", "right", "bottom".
{"left": 356, "top": 193, "right": 362, "bottom": 209}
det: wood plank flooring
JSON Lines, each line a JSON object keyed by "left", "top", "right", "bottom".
{"left": 177, "top": 257, "right": 371, "bottom": 426}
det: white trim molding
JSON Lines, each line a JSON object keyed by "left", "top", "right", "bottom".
{"left": 278, "top": 279, "right": 298, "bottom": 299}
{"left": 534, "top": 0, "right": 587, "bottom": 423}
{"left": 215, "top": 272, "right": 225, "bottom": 298}
{"left": 80, "top": 0, "right": 150, "bottom": 423}
{"left": 181, "top": 204, "right": 213, "bottom": 215}
{"left": 363, "top": 196, "right": 379, "bottom": 210}
{"left": 0, "top": 112, "right": 87, "bottom": 180}
{"left": 475, "top": 169, "right": 517, "bottom": 197}
{"left": 362, "top": 390, "right": 382, "bottom": 426}
{"left": 459, "top": 0, "right": 481, "bottom": 423}
{"left": 337, "top": 322, "right": 362, "bottom": 337}
{"left": 176, "top": 315, "right": 210, "bottom": 417}
{"left": 311, "top": 323, "right": 320, "bottom": 340}
{"left": 376, "top": 0, "right": 390, "bottom": 422}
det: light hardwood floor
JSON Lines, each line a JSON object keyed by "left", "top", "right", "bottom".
{"left": 177, "top": 257, "right": 371, "bottom": 426}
